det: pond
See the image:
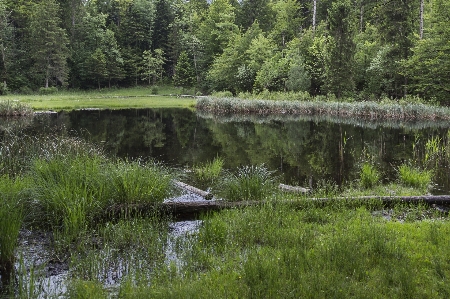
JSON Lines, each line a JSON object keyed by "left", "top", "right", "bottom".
{"left": 4, "top": 108, "right": 450, "bottom": 193}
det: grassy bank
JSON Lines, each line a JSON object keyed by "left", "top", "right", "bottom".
{"left": 0, "top": 86, "right": 196, "bottom": 111}
{"left": 197, "top": 96, "right": 450, "bottom": 121}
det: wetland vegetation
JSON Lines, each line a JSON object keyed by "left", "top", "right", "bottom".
{"left": 1, "top": 108, "right": 450, "bottom": 298}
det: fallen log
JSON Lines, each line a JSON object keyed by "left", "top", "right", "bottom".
{"left": 104, "top": 195, "right": 450, "bottom": 221}
{"left": 279, "top": 183, "right": 309, "bottom": 193}
{"left": 172, "top": 180, "right": 213, "bottom": 199}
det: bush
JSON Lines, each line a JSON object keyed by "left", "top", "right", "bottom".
{"left": 151, "top": 86, "right": 159, "bottom": 95}
{"left": 212, "top": 90, "right": 233, "bottom": 98}
{"left": 39, "top": 86, "right": 58, "bottom": 95}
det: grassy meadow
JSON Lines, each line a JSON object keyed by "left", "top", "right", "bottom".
{"left": 0, "top": 86, "right": 196, "bottom": 111}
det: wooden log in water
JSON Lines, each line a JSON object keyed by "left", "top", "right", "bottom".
{"left": 105, "top": 195, "right": 450, "bottom": 221}
{"left": 279, "top": 183, "right": 309, "bottom": 193}
{"left": 172, "top": 180, "right": 213, "bottom": 199}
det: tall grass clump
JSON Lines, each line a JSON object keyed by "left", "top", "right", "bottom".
{"left": 0, "top": 100, "right": 33, "bottom": 116}
{"left": 192, "top": 157, "right": 224, "bottom": 188}
{"left": 398, "top": 164, "right": 432, "bottom": 191}
{"left": 30, "top": 155, "right": 108, "bottom": 241}
{"left": 0, "top": 175, "right": 29, "bottom": 283}
{"left": 110, "top": 160, "right": 173, "bottom": 204}
{"left": 360, "top": 163, "right": 380, "bottom": 189}
{"left": 220, "top": 165, "right": 277, "bottom": 201}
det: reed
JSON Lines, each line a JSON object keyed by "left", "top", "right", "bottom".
{"left": 196, "top": 97, "right": 450, "bottom": 121}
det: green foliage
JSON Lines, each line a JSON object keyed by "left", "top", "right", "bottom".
{"left": 360, "top": 163, "right": 380, "bottom": 189}
{"left": 220, "top": 165, "right": 276, "bottom": 201}
{"left": 174, "top": 51, "right": 196, "bottom": 88}
{"left": 38, "top": 87, "right": 58, "bottom": 95}
{"left": 0, "top": 175, "right": 28, "bottom": 268}
{"left": 124, "top": 204, "right": 450, "bottom": 298}
{"left": 398, "top": 164, "right": 432, "bottom": 191}
{"left": 193, "top": 157, "right": 224, "bottom": 187}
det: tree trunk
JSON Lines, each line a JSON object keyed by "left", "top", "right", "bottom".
{"left": 420, "top": 0, "right": 424, "bottom": 39}
{"left": 312, "top": 0, "right": 317, "bottom": 31}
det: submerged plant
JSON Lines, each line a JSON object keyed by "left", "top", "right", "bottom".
{"left": 360, "top": 163, "right": 380, "bottom": 189}
{"left": 220, "top": 165, "right": 277, "bottom": 201}
{"left": 398, "top": 164, "right": 432, "bottom": 191}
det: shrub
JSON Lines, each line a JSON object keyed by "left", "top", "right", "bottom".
{"left": 360, "top": 163, "right": 380, "bottom": 189}
{"left": 39, "top": 86, "right": 58, "bottom": 95}
{"left": 151, "top": 86, "right": 159, "bottom": 95}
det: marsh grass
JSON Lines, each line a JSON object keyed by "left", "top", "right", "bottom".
{"left": 192, "top": 157, "right": 224, "bottom": 189}
{"left": 219, "top": 165, "right": 277, "bottom": 201}
{"left": 110, "top": 160, "right": 172, "bottom": 205}
{"left": 398, "top": 164, "right": 432, "bottom": 191}
{"left": 197, "top": 97, "right": 450, "bottom": 121}
{"left": 0, "top": 100, "right": 33, "bottom": 116}
{"left": 124, "top": 202, "right": 450, "bottom": 298}
{"left": 360, "top": 163, "right": 380, "bottom": 189}
{"left": 0, "top": 175, "right": 29, "bottom": 281}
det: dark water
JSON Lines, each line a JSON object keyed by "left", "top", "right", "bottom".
{"left": 4, "top": 108, "right": 450, "bottom": 193}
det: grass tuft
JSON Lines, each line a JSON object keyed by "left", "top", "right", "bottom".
{"left": 360, "top": 163, "right": 380, "bottom": 189}
{"left": 219, "top": 165, "right": 277, "bottom": 201}
{"left": 398, "top": 164, "right": 432, "bottom": 192}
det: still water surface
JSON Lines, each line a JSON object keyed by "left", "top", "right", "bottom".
{"left": 5, "top": 108, "right": 450, "bottom": 193}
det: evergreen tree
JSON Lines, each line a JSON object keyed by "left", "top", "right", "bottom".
{"left": 174, "top": 51, "right": 195, "bottom": 89}
{"left": 324, "top": 0, "right": 355, "bottom": 97}
{"left": 29, "top": 0, "right": 69, "bottom": 88}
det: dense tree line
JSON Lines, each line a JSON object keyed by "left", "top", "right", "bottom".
{"left": 0, "top": 0, "right": 449, "bottom": 103}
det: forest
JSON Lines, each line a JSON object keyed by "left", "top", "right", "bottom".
{"left": 0, "top": 0, "right": 449, "bottom": 104}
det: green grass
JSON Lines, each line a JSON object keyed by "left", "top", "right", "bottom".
{"left": 360, "top": 163, "right": 380, "bottom": 189}
{"left": 192, "top": 157, "right": 224, "bottom": 189}
{"left": 118, "top": 203, "right": 450, "bottom": 298}
{"left": 398, "top": 164, "right": 432, "bottom": 192}
{"left": 219, "top": 165, "right": 277, "bottom": 201}
{"left": 0, "top": 175, "right": 28, "bottom": 271}
{"left": 1, "top": 86, "right": 196, "bottom": 111}
{"left": 0, "top": 100, "right": 33, "bottom": 116}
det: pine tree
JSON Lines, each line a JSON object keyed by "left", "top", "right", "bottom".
{"left": 29, "top": 0, "right": 69, "bottom": 88}
{"left": 174, "top": 51, "right": 195, "bottom": 89}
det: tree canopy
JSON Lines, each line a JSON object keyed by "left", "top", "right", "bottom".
{"left": 0, "top": 0, "right": 448, "bottom": 103}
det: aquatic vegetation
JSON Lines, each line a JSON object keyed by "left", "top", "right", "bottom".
{"left": 398, "top": 164, "right": 432, "bottom": 192}
{"left": 119, "top": 203, "right": 450, "bottom": 298}
{"left": 219, "top": 165, "right": 277, "bottom": 201}
{"left": 360, "top": 163, "right": 380, "bottom": 189}
{"left": 192, "top": 157, "right": 224, "bottom": 187}
{"left": 0, "top": 175, "right": 28, "bottom": 277}
{"left": 196, "top": 97, "right": 450, "bottom": 121}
